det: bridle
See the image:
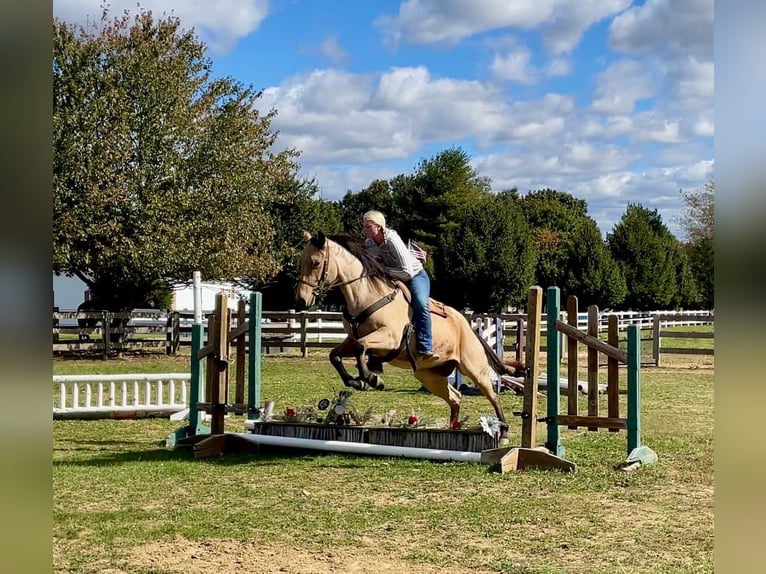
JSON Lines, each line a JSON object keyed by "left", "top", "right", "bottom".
{"left": 298, "top": 243, "right": 368, "bottom": 299}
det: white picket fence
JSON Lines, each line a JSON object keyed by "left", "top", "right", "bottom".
{"left": 53, "top": 373, "right": 190, "bottom": 419}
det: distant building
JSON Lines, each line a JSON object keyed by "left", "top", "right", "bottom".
{"left": 171, "top": 281, "right": 252, "bottom": 312}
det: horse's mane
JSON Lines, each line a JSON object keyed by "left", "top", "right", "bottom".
{"left": 327, "top": 234, "right": 389, "bottom": 280}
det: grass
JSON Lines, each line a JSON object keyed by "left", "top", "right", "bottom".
{"left": 53, "top": 351, "right": 713, "bottom": 573}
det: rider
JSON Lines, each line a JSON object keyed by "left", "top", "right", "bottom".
{"left": 361, "top": 210, "right": 439, "bottom": 362}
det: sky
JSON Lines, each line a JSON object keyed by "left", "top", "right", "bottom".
{"left": 52, "top": 0, "right": 714, "bottom": 306}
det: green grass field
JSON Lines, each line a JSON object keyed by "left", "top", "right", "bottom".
{"left": 53, "top": 350, "right": 713, "bottom": 573}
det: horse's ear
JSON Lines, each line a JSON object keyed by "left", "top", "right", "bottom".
{"left": 315, "top": 231, "right": 326, "bottom": 248}
{"left": 302, "top": 230, "right": 312, "bottom": 242}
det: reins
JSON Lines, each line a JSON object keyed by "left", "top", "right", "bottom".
{"left": 302, "top": 241, "right": 401, "bottom": 335}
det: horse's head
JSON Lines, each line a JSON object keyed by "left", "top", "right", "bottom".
{"left": 295, "top": 231, "right": 332, "bottom": 310}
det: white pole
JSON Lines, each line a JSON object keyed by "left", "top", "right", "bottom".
{"left": 236, "top": 432, "right": 482, "bottom": 463}
{"left": 193, "top": 271, "right": 202, "bottom": 325}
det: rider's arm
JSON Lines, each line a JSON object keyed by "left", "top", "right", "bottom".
{"left": 384, "top": 229, "right": 420, "bottom": 281}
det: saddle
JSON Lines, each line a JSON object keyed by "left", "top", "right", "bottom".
{"left": 365, "top": 281, "right": 448, "bottom": 373}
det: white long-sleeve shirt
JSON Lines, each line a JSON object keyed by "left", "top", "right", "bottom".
{"left": 363, "top": 228, "right": 422, "bottom": 281}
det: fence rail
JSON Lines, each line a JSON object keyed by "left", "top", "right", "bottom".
{"left": 53, "top": 373, "right": 190, "bottom": 419}
{"left": 52, "top": 306, "right": 714, "bottom": 359}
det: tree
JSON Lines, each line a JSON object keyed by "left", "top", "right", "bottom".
{"left": 337, "top": 179, "right": 396, "bottom": 234}
{"left": 679, "top": 180, "right": 714, "bottom": 243}
{"left": 607, "top": 204, "right": 694, "bottom": 309}
{"left": 678, "top": 180, "right": 714, "bottom": 308}
{"left": 257, "top": 175, "right": 342, "bottom": 309}
{"left": 520, "top": 189, "right": 625, "bottom": 308}
{"left": 53, "top": 9, "right": 298, "bottom": 311}
{"left": 435, "top": 192, "right": 535, "bottom": 312}
{"left": 390, "top": 147, "right": 492, "bottom": 283}
{"left": 686, "top": 237, "right": 714, "bottom": 308}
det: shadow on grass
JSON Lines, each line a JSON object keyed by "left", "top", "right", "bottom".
{"left": 53, "top": 440, "right": 374, "bottom": 469}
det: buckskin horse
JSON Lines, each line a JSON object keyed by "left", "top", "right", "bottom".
{"left": 295, "top": 231, "right": 524, "bottom": 442}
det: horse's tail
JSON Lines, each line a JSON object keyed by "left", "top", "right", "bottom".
{"left": 476, "top": 331, "right": 524, "bottom": 377}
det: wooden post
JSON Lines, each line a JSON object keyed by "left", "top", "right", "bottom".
{"left": 566, "top": 296, "right": 578, "bottom": 427}
{"left": 587, "top": 305, "right": 599, "bottom": 431}
{"left": 209, "top": 293, "right": 229, "bottom": 435}
{"left": 520, "top": 287, "right": 542, "bottom": 449}
{"left": 515, "top": 318, "right": 524, "bottom": 363}
{"left": 102, "top": 311, "right": 111, "bottom": 359}
{"left": 607, "top": 315, "right": 620, "bottom": 432}
{"left": 248, "top": 292, "right": 262, "bottom": 419}
{"left": 626, "top": 325, "right": 641, "bottom": 453}
{"left": 188, "top": 323, "right": 203, "bottom": 435}
{"left": 235, "top": 300, "right": 246, "bottom": 407}
{"left": 300, "top": 311, "right": 308, "bottom": 357}
{"left": 545, "top": 287, "right": 564, "bottom": 457}
{"left": 652, "top": 314, "right": 661, "bottom": 367}
{"left": 53, "top": 306, "right": 60, "bottom": 343}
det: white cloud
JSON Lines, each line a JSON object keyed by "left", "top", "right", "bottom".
{"left": 377, "top": 0, "right": 630, "bottom": 55}
{"left": 53, "top": 0, "right": 269, "bottom": 54}
{"left": 320, "top": 35, "right": 350, "bottom": 66}
{"left": 540, "top": 0, "right": 632, "bottom": 55}
{"left": 609, "top": 0, "right": 713, "bottom": 59}
{"left": 376, "top": 0, "right": 557, "bottom": 46}
{"left": 491, "top": 47, "right": 537, "bottom": 84}
{"left": 591, "top": 59, "right": 657, "bottom": 114}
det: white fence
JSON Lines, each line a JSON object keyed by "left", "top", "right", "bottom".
{"left": 53, "top": 373, "right": 190, "bottom": 419}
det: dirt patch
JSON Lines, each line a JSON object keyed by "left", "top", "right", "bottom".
{"left": 122, "top": 536, "right": 502, "bottom": 574}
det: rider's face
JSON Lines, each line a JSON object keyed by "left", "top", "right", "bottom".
{"left": 362, "top": 221, "right": 381, "bottom": 240}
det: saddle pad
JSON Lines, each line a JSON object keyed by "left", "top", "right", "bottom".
{"left": 428, "top": 299, "right": 448, "bottom": 318}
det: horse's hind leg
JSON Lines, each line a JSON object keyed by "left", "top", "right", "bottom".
{"left": 414, "top": 369, "right": 461, "bottom": 425}
{"left": 458, "top": 363, "right": 510, "bottom": 443}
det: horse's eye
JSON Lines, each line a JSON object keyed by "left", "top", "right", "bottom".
{"left": 312, "top": 260, "right": 321, "bottom": 269}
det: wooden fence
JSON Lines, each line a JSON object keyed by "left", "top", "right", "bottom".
{"left": 652, "top": 312, "right": 715, "bottom": 366}
{"left": 52, "top": 306, "right": 713, "bottom": 360}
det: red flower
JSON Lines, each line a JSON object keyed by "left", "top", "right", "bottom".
{"left": 450, "top": 420, "right": 462, "bottom": 430}
{"left": 408, "top": 415, "right": 418, "bottom": 425}
{"left": 285, "top": 408, "right": 296, "bottom": 417}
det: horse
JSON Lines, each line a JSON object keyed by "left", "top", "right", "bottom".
{"left": 295, "top": 231, "right": 524, "bottom": 442}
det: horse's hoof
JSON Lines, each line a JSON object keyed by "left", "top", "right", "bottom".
{"left": 375, "top": 383, "right": 385, "bottom": 391}
{"left": 367, "top": 373, "right": 384, "bottom": 389}
{"left": 345, "top": 378, "right": 364, "bottom": 391}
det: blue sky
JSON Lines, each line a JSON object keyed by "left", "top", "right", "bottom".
{"left": 52, "top": 0, "right": 714, "bottom": 305}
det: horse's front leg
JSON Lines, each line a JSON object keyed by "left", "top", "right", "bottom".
{"left": 353, "top": 331, "right": 398, "bottom": 390}
{"left": 329, "top": 337, "right": 367, "bottom": 390}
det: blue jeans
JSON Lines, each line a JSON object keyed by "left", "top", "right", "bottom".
{"left": 408, "top": 269, "right": 433, "bottom": 353}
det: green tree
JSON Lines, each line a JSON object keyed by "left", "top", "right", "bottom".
{"left": 53, "top": 9, "right": 298, "bottom": 311}
{"left": 521, "top": 189, "right": 625, "bottom": 307}
{"left": 687, "top": 237, "right": 714, "bottom": 308}
{"left": 607, "top": 204, "right": 688, "bottom": 309}
{"left": 391, "top": 147, "right": 491, "bottom": 281}
{"left": 435, "top": 191, "right": 535, "bottom": 312}
{"left": 337, "top": 179, "right": 395, "bottom": 234}
{"left": 258, "top": 176, "right": 342, "bottom": 309}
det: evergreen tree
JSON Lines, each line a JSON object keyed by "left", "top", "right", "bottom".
{"left": 607, "top": 204, "right": 685, "bottom": 309}
{"left": 435, "top": 192, "right": 535, "bottom": 312}
{"left": 521, "top": 189, "right": 625, "bottom": 307}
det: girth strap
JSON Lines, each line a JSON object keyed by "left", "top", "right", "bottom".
{"left": 377, "top": 323, "right": 418, "bottom": 372}
{"left": 342, "top": 286, "right": 400, "bottom": 339}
